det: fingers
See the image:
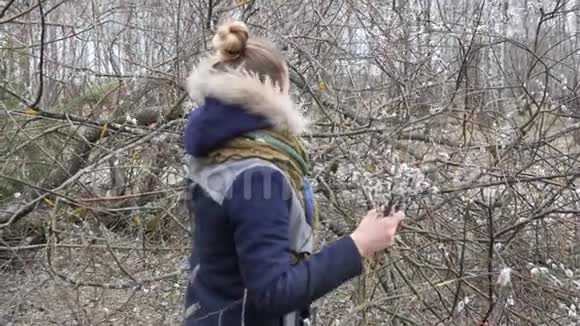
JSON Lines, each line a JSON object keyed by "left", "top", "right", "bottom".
{"left": 386, "top": 210, "right": 406, "bottom": 224}
{"left": 365, "top": 208, "right": 381, "bottom": 219}
{"left": 365, "top": 207, "right": 407, "bottom": 229}
{"left": 380, "top": 211, "right": 406, "bottom": 232}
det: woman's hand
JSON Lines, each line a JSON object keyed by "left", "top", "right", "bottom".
{"left": 350, "top": 208, "right": 406, "bottom": 257}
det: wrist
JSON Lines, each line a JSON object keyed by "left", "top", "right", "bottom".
{"left": 349, "top": 232, "right": 368, "bottom": 257}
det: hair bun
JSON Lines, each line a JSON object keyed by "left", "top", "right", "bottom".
{"left": 212, "top": 21, "right": 249, "bottom": 61}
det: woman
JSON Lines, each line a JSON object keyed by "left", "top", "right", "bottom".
{"left": 182, "top": 20, "right": 405, "bottom": 326}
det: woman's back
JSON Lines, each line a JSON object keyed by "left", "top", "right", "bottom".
{"left": 180, "top": 20, "right": 405, "bottom": 326}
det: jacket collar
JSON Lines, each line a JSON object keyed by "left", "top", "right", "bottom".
{"left": 184, "top": 55, "right": 309, "bottom": 136}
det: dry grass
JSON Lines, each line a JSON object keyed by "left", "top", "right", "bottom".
{"left": 0, "top": 216, "right": 366, "bottom": 326}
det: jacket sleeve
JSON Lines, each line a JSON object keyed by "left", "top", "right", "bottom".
{"left": 222, "top": 165, "right": 363, "bottom": 317}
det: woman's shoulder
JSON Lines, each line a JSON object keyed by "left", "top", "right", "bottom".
{"left": 186, "top": 156, "right": 294, "bottom": 205}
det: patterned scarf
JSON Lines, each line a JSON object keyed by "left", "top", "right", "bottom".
{"left": 205, "top": 129, "right": 319, "bottom": 259}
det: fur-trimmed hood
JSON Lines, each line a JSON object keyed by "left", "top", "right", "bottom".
{"left": 182, "top": 56, "right": 309, "bottom": 158}
{"left": 185, "top": 57, "right": 308, "bottom": 135}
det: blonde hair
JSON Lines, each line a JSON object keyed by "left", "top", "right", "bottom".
{"left": 211, "top": 21, "right": 290, "bottom": 93}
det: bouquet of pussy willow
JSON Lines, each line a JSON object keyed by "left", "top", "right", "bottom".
{"left": 352, "top": 160, "right": 437, "bottom": 217}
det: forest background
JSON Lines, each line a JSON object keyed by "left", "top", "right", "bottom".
{"left": 1, "top": 0, "right": 580, "bottom": 325}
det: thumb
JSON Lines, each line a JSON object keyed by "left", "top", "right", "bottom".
{"left": 386, "top": 212, "right": 406, "bottom": 228}
{"left": 390, "top": 210, "right": 406, "bottom": 221}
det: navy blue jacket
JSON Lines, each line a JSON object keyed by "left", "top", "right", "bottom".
{"left": 182, "top": 97, "right": 363, "bottom": 326}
